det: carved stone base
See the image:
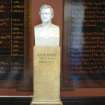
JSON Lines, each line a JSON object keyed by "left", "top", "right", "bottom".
{"left": 31, "top": 47, "right": 63, "bottom": 105}
{"left": 31, "top": 100, "right": 63, "bottom": 105}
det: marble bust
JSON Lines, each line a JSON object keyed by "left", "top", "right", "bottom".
{"left": 34, "top": 4, "right": 60, "bottom": 47}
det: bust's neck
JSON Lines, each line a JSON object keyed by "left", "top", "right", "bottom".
{"left": 42, "top": 21, "right": 52, "bottom": 27}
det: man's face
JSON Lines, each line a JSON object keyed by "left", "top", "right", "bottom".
{"left": 40, "top": 8, "right": 53, "bottom": 23}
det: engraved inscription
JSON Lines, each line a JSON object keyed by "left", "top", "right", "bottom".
{"left": 0, "top": 0, "right": 24, "bottom": 81}
{"left": 63, "top": 0, "right": 105, "bottom": 88}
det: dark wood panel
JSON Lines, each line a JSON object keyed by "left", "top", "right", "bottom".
{"left": 0, "top": 0, "right": 32, "bottom": 95}
{"left": 62, "top": 0, "right": 105, "bottom": 97}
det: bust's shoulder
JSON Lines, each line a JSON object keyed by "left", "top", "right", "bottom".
{"left": 34, "top": 24, "right": 42, "bottom": 30}
{"left": 34, "top": 23, "right": 60, "bottom": 31}
{"left": 51, "top": 24, "right": 60, "bottom": 29}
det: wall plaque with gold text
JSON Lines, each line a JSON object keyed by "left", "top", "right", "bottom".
{"left": 62, "top": 0, "right": 105, "bottom": 97}
{"left": 0, "top": 0, "right": 31, "bottom": 96}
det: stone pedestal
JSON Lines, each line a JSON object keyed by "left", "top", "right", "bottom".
{"left": 31, "top": 47, "right": 63, "bottom": 105}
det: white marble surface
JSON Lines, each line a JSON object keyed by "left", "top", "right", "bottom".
{"left": 34, "top": 24, "right": 60, "bottom": 47}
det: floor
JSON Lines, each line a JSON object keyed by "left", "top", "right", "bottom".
{"left": 0, "top": 97, "right": 105, "bottom": 105}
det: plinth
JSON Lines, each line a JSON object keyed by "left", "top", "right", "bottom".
{"left": 31, "top": 47, "right": 63, "bottom": 105}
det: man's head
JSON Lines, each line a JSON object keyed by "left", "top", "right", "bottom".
{"left": 39, "top": 4, "right": 54, "bottom": 23}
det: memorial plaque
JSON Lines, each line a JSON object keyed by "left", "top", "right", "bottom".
{"left": 62, "top": 0, "right": 105, "bottom": 96}
{"left": 0, "top": 0, "right": 26, "bottom": 89}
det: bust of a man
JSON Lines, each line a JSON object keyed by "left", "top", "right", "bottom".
{"left": 34, "top": 4, "right": 60, "bottom": 47}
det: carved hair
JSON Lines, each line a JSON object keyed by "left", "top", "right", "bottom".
{"left": 39, "top": 4, "right": 54, "bottom": 17}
